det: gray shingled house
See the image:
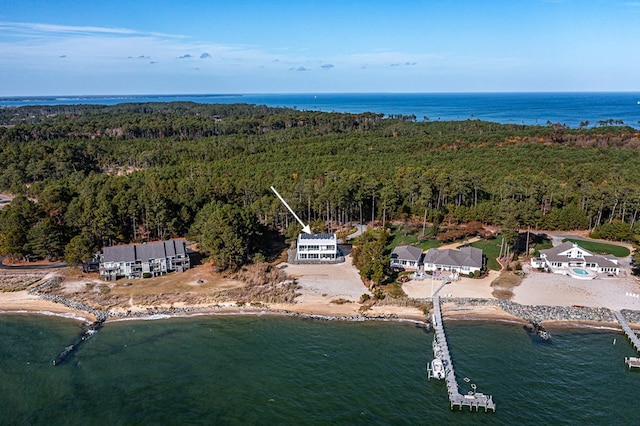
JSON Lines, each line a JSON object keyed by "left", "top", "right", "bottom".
{"left": 390, "top": 245, "right": 424, "bottom": 271}
{"left": 422, "top": 246, "right": 483, "bottom": 275}
{"left": 99, "top": 240, "right": 190, "bottom": 281}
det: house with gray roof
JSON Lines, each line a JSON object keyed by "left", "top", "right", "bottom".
{"left": 99, "top": 239, "right": 190, "bottom": 281}
{"left": 531, "top": 241, "right": 619, "bottom": 277}
{"left": 423, "top": 246, "right": 483, "bottom": 276}
{"left": 390, "top": 245, "right": 424, "bottom": 271}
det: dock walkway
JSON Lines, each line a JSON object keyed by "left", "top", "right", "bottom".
{"left": 611, "top": 310, "right": 640, "bottom": 353}
{"left": 432, "top": 296, "right": 495, "bottom": 412}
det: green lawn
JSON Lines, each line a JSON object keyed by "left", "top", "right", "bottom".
{"left": 562, "top": 238, "right": 630, "bottom": 257}
{"left": 469, "top": 238, "right": 503, "bottom": 271}
{"left": 388, "top": 226, "right": 441, "bottom": 251}
{"left": 529, "top": 238, "right": 553, "bottom": 256}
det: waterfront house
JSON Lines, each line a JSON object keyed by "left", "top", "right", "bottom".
{"left": 99, "top": 239, "right": 190, "bottom": 281}
{"left": 295, "top": 233, "right": 343, "bottom": 263}
{"left": 531, "top": 241, "right": 620, "bottom": 276}
{"left": 422, "top": 246, "right": 483, "bottom": 275}
{"left": 390, "top": 245, "right": 424, "bottom": 271}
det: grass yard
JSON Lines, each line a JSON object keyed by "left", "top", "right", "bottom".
{"left": 469, "top": 238, "right": 503, "bottom": 271}
{"left": 529, "top": 238, "right": 553, "bottom": 256}
{"left": 562, "top": 238, "right": 630, "bottom": 257}
{"left": 388, "top": 225, "right": 441, "bottom": 251}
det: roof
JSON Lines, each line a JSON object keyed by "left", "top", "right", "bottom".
{"left": 540, "top": 241, "right": 619, "bottom": 268}
{"left": 540, "top": 241, "right": 588, "bottom": 258}
{"left": 423, "top": 246, "right": 483, "bottom": 269}
{"left": 102, "top": 240, "right": 187, "bottom": 263}
{"left": 391, "top": 245, "right": 423, "bottom": 262}
{"left": 583, "top": 255, "right": 619, "bottom": 268}
{"left": 299, "top": 233, "right": 336, "bottom": 240}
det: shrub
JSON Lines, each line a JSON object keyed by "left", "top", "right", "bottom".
{"left": 468, "top": 271, "right": 474, "bottom": 278}
{"left": 142, "top": 272, "right": 152, "bottom": 279}
{"left": 373, "top": 289, "right": 385, "bottom": 300}
{"left": 514, "top": 262, "right": 522, "bottom": 271}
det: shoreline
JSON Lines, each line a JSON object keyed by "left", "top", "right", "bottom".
{"left": 2, "top": 294, "right": 639, "bottom": 334}
{"left": 2, "top": 258, "right": 640, "bottom": 332}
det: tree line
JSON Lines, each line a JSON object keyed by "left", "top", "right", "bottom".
{"left": 1, "top": 102, "right": 640, "bottom": 268}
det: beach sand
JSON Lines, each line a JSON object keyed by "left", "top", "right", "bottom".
{"left": 2, "top": 255, "right": 640, "bottom": 326}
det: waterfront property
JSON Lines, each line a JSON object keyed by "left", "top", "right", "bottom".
{"left": 99, "top": 239, "right": 190, "bottom": 281}
{"left": 390, "top": 245, "right": 424, "bottom": 271}
{"left": 530, "top": 241, "right": 620, "bottom": 277}
{"left": 422, "top": 246, "right": 483, "bottom": 276}
{"left": 293, "top": 233, "right": 344, "bottom": 264}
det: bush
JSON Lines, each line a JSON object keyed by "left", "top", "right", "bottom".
{"left": 468, "top": 271, "right": 474, "bottom": 278}
{"left": 142, "top": 272, "right": 152, "bottom": 279}
{"left": 359, "top": 293, "right": 371, "bottom": 303}
{"left": 373, "top": 289, "right": 386, "bottom": 300}
{"left": 514, "top": 262, "right": 522, "bottom": 271}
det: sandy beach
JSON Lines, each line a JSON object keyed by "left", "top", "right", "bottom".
{"left": 0, "top": 288, "right": 94, "bottom": 321}
{"left": 2, "top": 251, "right": 640, "bottom": 328}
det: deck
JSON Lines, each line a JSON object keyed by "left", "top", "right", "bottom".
{"left": 431, "top": 296, "right": 496, "bottom": 412}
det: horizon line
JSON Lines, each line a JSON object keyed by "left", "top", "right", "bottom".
{"left": 3, "top": 90, "right": 640, "bottom": 100}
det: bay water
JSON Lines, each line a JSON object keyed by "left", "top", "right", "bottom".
{"left": 1, "top": 314, "right": 638, "bottom": 425}
{"left": 2, "top": 92, "right": 639, "bottom": 129}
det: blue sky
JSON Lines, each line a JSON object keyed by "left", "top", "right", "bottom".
{"left": 1, "top": 0, "right": 639, "bottom": 95}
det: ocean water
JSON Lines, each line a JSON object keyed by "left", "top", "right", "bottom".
{"left": 1, "top": 314, "right": 638, "bottom": 425}
{"left": 1, "top": 92, "right": 639, "bottom": 129}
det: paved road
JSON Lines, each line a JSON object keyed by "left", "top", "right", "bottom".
{"left": 0, "top": 256, "right": 67, "bottom": 270}
{"left": 345, "top": 224, "right": 367, "bottom": 241}
{"left": 0, "top": 194, "right": 12, "bottom": 209}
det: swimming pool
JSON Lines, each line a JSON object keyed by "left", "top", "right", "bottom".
{"left": 568, "top": 267, "right": 596, "bottom": 280}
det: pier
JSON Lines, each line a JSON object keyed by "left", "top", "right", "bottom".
{"left": 431, "top": 295, "right": 496, "bottom": 412}
{"left": 611, "top": 310, "right": 640, "bottom": 353}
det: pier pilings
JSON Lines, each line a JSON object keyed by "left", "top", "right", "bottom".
{"left": 431, "top": 296, "right": 496, "bottom": 412}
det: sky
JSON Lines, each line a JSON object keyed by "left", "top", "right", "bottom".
{"left": 1, "top": 0, "right": 639, "bottom": 95}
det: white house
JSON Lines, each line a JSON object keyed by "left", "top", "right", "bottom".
{"left": 423, "top": 246, "right": 483, "bottom": 275}
{"left": 296, "top": 233, "right": 340, "bottom": 262}
{"left": 100, "top": 239, "right": 190, "bottom": 281}
{"left": 531, "top": 241, "right": 620, "bottom": 276}
{"left": 390, "top": 245, "right": 424, "bottom": 271}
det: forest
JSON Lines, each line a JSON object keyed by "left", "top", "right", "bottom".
{"left": 1, "top": 102, "right": 639, "bottom": 270}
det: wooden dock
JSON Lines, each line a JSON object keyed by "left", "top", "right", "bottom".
{"left": 431, "top": 296, "right": 496, "bottom": 412}
{"left": 611, "top": 310, "right": 640, "bottom": 353}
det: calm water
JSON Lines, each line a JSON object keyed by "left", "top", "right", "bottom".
{"left": 1, "top": 92, "right": 640, "bottom": 129}
{"left": 1, "top": 314, "right": 638, "bottom": 425}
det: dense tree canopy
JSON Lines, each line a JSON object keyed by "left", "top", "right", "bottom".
{"left": 1, "top": 102, "right": 640, "bottom": 264}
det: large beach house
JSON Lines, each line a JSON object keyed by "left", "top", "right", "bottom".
{"left": 422, "top": 246, "right": 484, "bottom": 276}
{"left": 530, "top": 241, "right": 620, "bottom": 277}
{"left": 99, "top": 239, "right": 190, "bottom": 281}
{"left": 294, "top": 233, "right": 343, "bottom": 263}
